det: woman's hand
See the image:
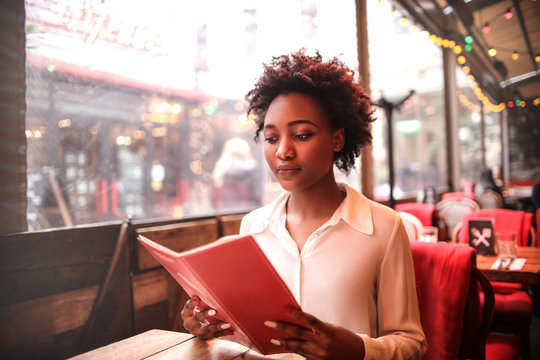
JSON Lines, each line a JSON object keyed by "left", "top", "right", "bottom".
{"left": 181, "top": 296, "right": 232, "bottom": 340}
{"left": 264, "top": 307, "right": 365, "bottom": 360}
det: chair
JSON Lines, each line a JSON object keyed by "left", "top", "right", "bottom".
{"left": 436, "top": 197, "right": 480, "bottom": 242}
{"left": 409, "top": 242, "right": 491, "bottom": 359}
{"left": 410, "top": 241, "right": 521, "bottom": 360}
{"left": 452, "top": 209, "right": 534, "bottom": 247}
{"left": 476, "top": 190, "right": 504, "bottom": 209}
{"left": 399, "top": 211, "right": 424, "bottom": 241}
{"left": 452, "top": 209, "right": 534, "bottom": 359}
{"left": 395, "top": 202, "right": 436, "bottom": 226}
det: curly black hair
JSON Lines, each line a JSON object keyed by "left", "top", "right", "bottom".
{"left": 245, "top": 49, "right": 375, "bottom": 172}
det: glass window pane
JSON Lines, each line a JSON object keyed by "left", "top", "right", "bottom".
{"left": 25, "top": 0, "right": 359, "bottom": 230}
{"left": 484, "top": 111, "right": 502, "bottom": 171}
{"left": 368, "top": 0, "right": 447, "bottom": 202}
{"left": 456, "top": 67, "right": 482, "bottom": 188}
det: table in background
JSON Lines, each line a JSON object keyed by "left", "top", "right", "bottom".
{"left": 71, "top": 329, "right": 303, "bottom": 360}
{"left": 476, "top": 246, "right": 540, "bottom": 285}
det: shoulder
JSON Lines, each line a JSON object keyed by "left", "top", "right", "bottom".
{"left": 240, "top": 191, "right": 288, "bottom": 234}
{"left": 340, "top": 184, "right": 399, "bottom": 231}
{"left": 369, "top": 198, "right": 400, "bottom": 223}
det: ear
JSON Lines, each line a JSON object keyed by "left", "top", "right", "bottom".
{"left": 332, "top": 128, "right": 345, "bottom": 152}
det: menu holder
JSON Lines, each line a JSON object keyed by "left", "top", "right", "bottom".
{"left": 468, "top": 218, "right": 496, "bottom": 256}
{"left": 137, "top": 234, "right": 303, "bottom": 355}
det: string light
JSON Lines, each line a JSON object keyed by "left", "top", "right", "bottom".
{"left": 504, "top": 8, "right": 513, "bottom": 20}
{"left": 536, "top": 54, "right": 540, "bottom": 63}
{"left": 385, "top": 7, "right": 512, "bottom": 111}
{"left": 488, "top": 48, "right": 497, "bottom": 57}
{"left": 512, "top": 51, "right": 519, "bottom": 60}
{"left": 482, "top": 23, "right": 491, "bottom": 34}
{"left": 399, "top": 16, "right": 408, "bottom": 26}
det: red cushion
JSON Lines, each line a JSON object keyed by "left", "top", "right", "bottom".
{"left": 485, "top": 333, "right": 520, "bottom": 360}
{"left": 490, "top": 281, "right": 525, "bottom": 293}
{"left": 395, "top": 203, "right": 435, "bottom": 226}
{"left": 493, "top": 291, "right": 533, "bottom": 324}
{"left": 410, "top": 242, "right": 475, "bottom": 360}
{"left": 480, "top": 290, "right": 533, "bottom": 330}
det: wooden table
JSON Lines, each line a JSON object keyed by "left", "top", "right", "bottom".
{"left": 70, "top": 329, "right": 304, "bottom": 360}
{"left": 476, "top": 246, "right": 540, "bottom": 285}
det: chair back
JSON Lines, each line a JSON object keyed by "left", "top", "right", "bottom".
{"left": 395, "top": 202, "right": 436, "bottom": 226}
{"left": 475, "top": 190, "right": 503, "bottom": 209}
{"left": 457, "top": 209, "right": 531, "bottom": 246}
{"left": 436, "top": 198, "right": 480, "bottom": 242}
{"left": 399, "top": 211, "right": 424, "bottom": 241}
{"left": 442, "top": 192, "right": 476, "bottom": 201}
{"left": 410, "top": 242, "right": 490, "bottom": 360}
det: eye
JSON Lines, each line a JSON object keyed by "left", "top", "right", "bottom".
{"left": 264, "top": 136, "right": 278, "bottom": 144}
{"left": 295, "top": 133, "right": 312, "bottom": 141}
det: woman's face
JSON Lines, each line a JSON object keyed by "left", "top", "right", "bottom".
{"left": 262, "top": 92, "right": 344, "bottom": 193}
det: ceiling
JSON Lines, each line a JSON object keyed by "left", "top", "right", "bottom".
{"left": 396, "top": 0, "right": 540, "bottom": 103}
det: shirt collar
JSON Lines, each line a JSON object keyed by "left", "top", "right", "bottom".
{"left": 262, "top": 183, "right": 374, "bottom": 236}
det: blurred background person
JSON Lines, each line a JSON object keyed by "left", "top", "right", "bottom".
{"left": 211, "top": 138, "right": 262, "bottom": 211}
{"left": 475, "top": 167, "right": 503, "bottom": 196}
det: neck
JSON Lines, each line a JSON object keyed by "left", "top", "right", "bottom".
{"left": 287, "top": 178, "right": 345, "bottom": 219}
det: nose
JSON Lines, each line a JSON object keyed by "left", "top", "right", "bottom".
{"left": 276, "top": 137, "right": 295, "bottom": 160}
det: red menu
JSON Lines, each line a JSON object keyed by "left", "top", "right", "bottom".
{"left": 137, "top": 234, "right": 303, "bottom": 355}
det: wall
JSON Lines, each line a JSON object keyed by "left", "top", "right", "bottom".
{"left": 0, "top": 213, "right": 244, "bottom": 359}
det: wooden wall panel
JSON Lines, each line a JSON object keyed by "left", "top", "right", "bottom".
{"left": 0, "top": 222, "right": 132, "bottom": 358}
{"left": 218, "top": 213, "right": 245, "bottom": 237}
{"left": 0, "top": 285, "right": 98, "bottom": 350}
{"left": 0, "top": 213, "right": 243, "bottom": 358}
{"left": 135, "top": 218, "right": 219, "bottom": 271}
{"left": 0, "top": 224, "right": 121, "bottom": 306}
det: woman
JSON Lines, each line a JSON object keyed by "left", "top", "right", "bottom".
{"left": 182, "top": 50, "right": 426, "bottom": 359}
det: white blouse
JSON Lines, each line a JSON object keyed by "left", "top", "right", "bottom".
{"left": 239, "top": 183, "right": 427, "bottom": 359}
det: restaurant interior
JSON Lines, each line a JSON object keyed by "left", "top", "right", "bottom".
{"left": 1, "top": 0, "right": 539, "bottom": 359}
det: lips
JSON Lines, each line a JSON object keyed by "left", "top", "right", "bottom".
{"left": 276, "top": 164, "right": 301, "bottom": 177}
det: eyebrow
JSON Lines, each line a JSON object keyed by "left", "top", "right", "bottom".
{"left": 264, "top": 119, "right": 321, "bottom": 129}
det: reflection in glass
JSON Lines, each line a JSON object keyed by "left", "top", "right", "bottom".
{"left": 25, "top": 0, "right": 359, "bottom": 230}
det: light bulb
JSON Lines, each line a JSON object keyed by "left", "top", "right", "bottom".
{"left": 512, "top": 51, "right": 519, "bottom": 60}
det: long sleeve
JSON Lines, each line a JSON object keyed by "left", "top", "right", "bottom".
{"left": 360, "top": 214, "right": 427, "bottom": 359}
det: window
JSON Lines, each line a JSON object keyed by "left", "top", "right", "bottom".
{"left": 25, "top": 0, "right": 359, "bottom": 230}
{"left": 367, "top": 0, "right": 447, "bottom": 202}
{"left": 456, "top": 67, "right": 483, "bottom": 187}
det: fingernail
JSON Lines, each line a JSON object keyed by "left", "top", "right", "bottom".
{"left": 281, "top": 306, "right": 294, "bottom": 315}
{"left": 207, "top": 309, "right": 216, "bottom": 316}
{"left": 264, "top": 320, "right": 277, "bottom": 328}
{"left": 220, "top": 323, "right": 231, "bottom": 329}
{"left": 270, "top": 339, "right": 281, "bottom": 346}
{"left": 192, "top": 296, "right": 200, "bottom": 304}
